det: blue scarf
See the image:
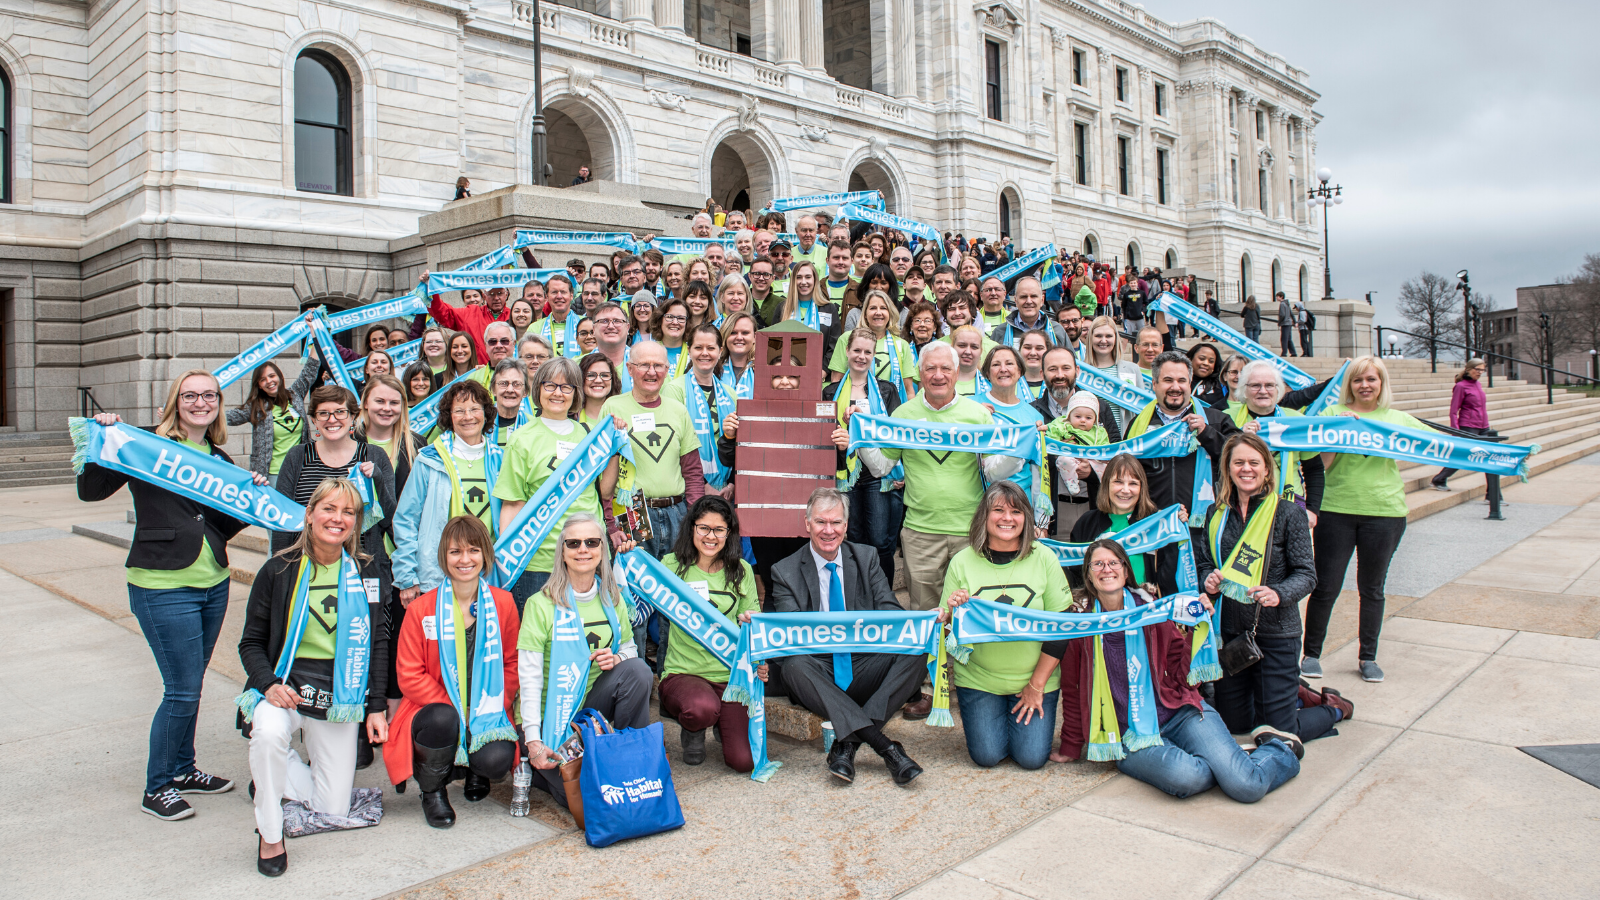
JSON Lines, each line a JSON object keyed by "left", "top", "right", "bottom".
{"left": 408, "top": 369, "right": 479, "bottom": 434}
{"left": 769, "top": 190, "right": 884, "bottom": 212}
{"left": 615, "top": 551, "right": 779, "bottom": 780}
{"left": 540, "top": 588, "right": 621, "bottom": 748}
{"left": 70, "top": 418, "right": 306, "bottom": 532}
{"left": 236, "top": 552, "right": 371, "bottom": 722}
{"left": 458, "top": 244, "right": 518, "bottom": 271}
{"left": 848, "top": 411, "right": 1042, "bottom": 466}
{"left": 437, "top": 579, "right": 518, "bottom": 762}
{"left": 879, "top": 336, "right": 907, "bottom": 402}
{"left": 493, "top": 420, "right": 633, "bottom": 584}
{"left": 488, "top": 399, "right": 535, "bottom": 448}
{"left": 1115, "top": 590, "right": 1164, "bottom": 752}
{"left": 646, "top": 236, "right": 737, "bottom": 256}
{"left": 987, "top": 244, "right": 1056, "bottom": 285}
{"left": 349, "top": 462, "right": 384, "bottom": 534}
{"left": 214, "top": 315, "right": 314, "bottom": 389}
{"left": 791, "top": 298, "right": 820, "bottom": 330}
{"left": 1074, "top": 363, "right": 1157, "bottom": 413}
{"left": 722, "top": 610, "right": 948, "bottom": 782}
{"left": 428, "top": 269, "right": 567, "bottom": 293}
{"left": 1124, "top": 400, "right": 1216, "bottom": 523}
{"left": 1260, "top": 415, "right": 1539, "bottom": 480}
{"left": 680, "top": 372, "right": 735, "bottom": 489}
{"left": 513, "top": 230, "right": 640, "bottom": 253}
{"left": 324, "top": 291, "right": 428, "bottom": 334}
{"left": 539, "top": 313, "right": 585, "bottom": 359}
{"left": 838, "top": 203, "right": 940, "bottom": 243}
{"left": 718, "top": 362, "right": 755, "bottom": 400}
{"left": 310, "top": 315, "right": 359, "bottom": 395}
{"left": 838, "top": 375, "right": 903, "bottom": 492}
{"left": 429, "top": 431, "right": 503, "bottom": 541}
{"left": 1303, "top": 359, "right": 1350, "bottom": 416}
{"left": 1044, "top": 419, "right": 1197, "bottom": 462}
{"left": 1151, "top": 293, "right": 1316, "bottom": 390}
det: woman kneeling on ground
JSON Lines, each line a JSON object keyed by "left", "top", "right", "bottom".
{"left": 517, "top": 513, "right": 653, "bottom": 808}
{"left": 239, "top": 478, "right": 389, "bottom": 876}
{"left": 1054, "top": 539, "right": 1302, "bottom": 803}
{"left": 1197, "top": 432, "right": 1352, "bottom": 744}
{"left": 386, "top": 515, "right": 521, "bottom": 828}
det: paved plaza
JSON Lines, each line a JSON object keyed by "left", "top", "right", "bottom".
{"left": 4, "top": 460, "right": 1599, "bottom": 899}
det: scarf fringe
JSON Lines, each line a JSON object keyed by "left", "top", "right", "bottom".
{"left": 925, "top": 707, "right": 955, "bottom": 728}
{"left": 1086, "top": 741, "right": 1126, "bottom": 762}
{"left": 68, "top": 417, "right": 93, "bottom": 474}
{"left": 722, "top": 682, "right": 753, "bottom": 706}
{"left": 325, "top": 704, "right": 365, "bottom": 723}
{"left": 1188, "top": 661, "right": 1222, "bottom": 684}
{"left": 1123, "top": 731, "right": 1164, "bottom": 752}
{"left": 1220, "top": 580, "right": 1254, "bottom": 603}
{"left": 1518, "top": 444, "right": 1541, "bottom": 481}
{"left": 235, "top": 689, "right": 265, "bottom": 723}
{"left": 750, "top": 760, "right": 784, "bottom": 783}
{"left": 469, "top": 725, "right": 520, "bottom": 755}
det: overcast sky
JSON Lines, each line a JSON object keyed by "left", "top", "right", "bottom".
{"left": 1137, "top": 0, "right": 1600, "bottom": 325}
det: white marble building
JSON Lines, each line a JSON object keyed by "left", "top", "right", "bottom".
{"left": 0, "top": 0, "right": 1323, "bottom": 432}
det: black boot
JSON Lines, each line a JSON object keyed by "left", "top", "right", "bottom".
{"left": 681, "top": 727, "right": 707, "bottom": 766}
{"left": 356, "top": 731, "right": 374, "bottom": 770}
{"left": 413, "top": 741, "right": 457, "bottom": 829}
{"left": 463, "top": 772, "right": 491, "bottom": 802}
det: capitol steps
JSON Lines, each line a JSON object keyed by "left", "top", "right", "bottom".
{"left": 0, "top": 431, "right": 79, "bottom": 487}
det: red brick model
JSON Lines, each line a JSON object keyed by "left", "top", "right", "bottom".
{"left": 734, "top": 321, "right": 837, "bottom": 537}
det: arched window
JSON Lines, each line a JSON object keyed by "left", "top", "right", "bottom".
{"left": 998, "top": 192, "right": 1012, "bottom": 239}
{"left": 0, "top": 67, "right": 10, "bottom": 204}
{"left": 1126, "top": 242, "right": 1139, "bottom": 269}
{"left": 1165, "top": 248, "right": 1177, "bottom": 269}
{"left": 294, "top": 50, "right": 352, "bottom": 196}
{"left": 1299, "top": 264, "right": 1309, "bottom": 303}
{"left": 1083, "top": 234, "right": 1098, "bottom": 259}
{"left": 1240, "top": 254, "right": 1252, "bottom": 300}
{"left": 1272, "top": 259, "right": 1282, "bottom": 297}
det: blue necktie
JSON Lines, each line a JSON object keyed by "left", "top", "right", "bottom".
{"left": 826, "top": 562, "right": 853, "bottom": 691}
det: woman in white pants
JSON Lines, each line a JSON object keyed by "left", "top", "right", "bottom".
{"left": 238, "top": 478, "right": 390, "bottom": 876}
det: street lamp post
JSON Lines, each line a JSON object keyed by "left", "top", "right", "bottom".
{"left": 1456, "top": 270, "right": 1473, "bottom": 359}
{"left": 1539, "top": 313, "right": 1553, "bottom": 405}
{"left": 529, "top": 0, "right": 550, "bottom": 186}
{"left": 1307, "top": 167, "right": 1343, "bottom": 301}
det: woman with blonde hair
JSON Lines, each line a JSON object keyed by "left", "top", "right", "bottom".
{"left": 714, "top": 272, "right": 752, "bottom": 324}
{"left": 1080, "top": 315, "right": 1143, "bottom": 432}
{"left": 239, "top": 478, "right": 390, "bottom": 875}
{"left": 1301, "top": 356, "right": 1424, "bottom": 685}
{"left": 79, "top": 370, "right": 264, "bottom": 823}
{"left": 516, "top": 513, "right": 651, "bottom": 808}
{"left": 826, "top": 289, "right": 917, "bottom": 401}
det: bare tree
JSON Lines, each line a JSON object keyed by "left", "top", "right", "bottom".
{"left": 1566, "top": 253, "right": 1600, "bottom": 379}
{"left": 1396, "top": 271, "right": 1461, "bottom": 366}
{"left": 1520, "top": 280, "right": 1586, "bottom": 367}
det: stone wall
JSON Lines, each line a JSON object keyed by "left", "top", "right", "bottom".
{"left": 822, "top": 0, "right": 873, "bottom": 91}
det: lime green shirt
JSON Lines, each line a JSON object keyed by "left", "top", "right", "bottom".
{"left": 450, "top": 451, "right": 492, "bottom": 529}
{"left": 827, "top": 334, "right": 920, "bottom": 385}
{"left": 493, "top": 419, "right": 603, "bottom": 573}
{"left": 293, "top": 561, "right": 343, "bottom": 660}
{"left": 1096, "top": 513, "right": 1145, "bottom": 585}
{"left": 518, "top": 588, "right": 636, "bottom": 695}
{"left": 601, "top": 393, "right": 699, "bottom": 498}
{"left": 879, "top": 396, "right": 992, "bottom": 535}
{"left": 1320, "top": 403, "right": 1427, "bottom": 518}
{"left": 126, "top": 438, "right": 232, "bottom": 590}
{"left": 941, "top": 547, "right": 1071, "bottom": 695}
{"left": 662, "top": 560, "right": 758, "bottom": 683}
{"left": 269, "top": 405, "right": 301, "bottom": 477}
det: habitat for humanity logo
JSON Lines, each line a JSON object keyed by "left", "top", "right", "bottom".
{"left": 599, "top": 777, "right": 665, "bottom": 805}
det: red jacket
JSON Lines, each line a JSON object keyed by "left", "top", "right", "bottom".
{"left": 1093, "top": 276, "right": 1113, "bottom": 307}
{"left": 1058, "top": 597, "right": 1203, "bottom": 759}
{"left": 383, "top": 585, "right": 521, "bottom": 785}
{"left": 429, "top": 296, "right": 511, "bottom": 365}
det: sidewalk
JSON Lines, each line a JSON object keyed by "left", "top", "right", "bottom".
{"left": 3, "top": 461, "right": 1597, "bottom": 899}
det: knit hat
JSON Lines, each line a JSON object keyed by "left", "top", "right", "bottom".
{"left": 1066, "top": 391, "right": 1099, "bottom": 418}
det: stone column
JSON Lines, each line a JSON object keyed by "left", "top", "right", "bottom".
{"left": 775, "top": 0, "right": 801, "bottom": 65}
{"left": 1096, "top": 45, "right": 1114, "bottom": 200}
{"left": 654, "top": 0, "right": 684, "bottom": 33}
{"left": 622, "top": 0, "right": 652, "bottom": 25}
{"left": 1137, "top": 66, "right": 1153, "bottom": 202}
{"left": 801, "top": 0, "right": 825, "bottom": 72}
{"left": 893, "top": 0, "right": 916, "bottom": 97}
{"left": 1238, "top": 93, "right": 1258, "bottom": 213}
{"left": 751, "top": 0, "right": 778, "bottom": 62}
{"left": 1271, "top": 109, "right": 1291, "bottom": 220}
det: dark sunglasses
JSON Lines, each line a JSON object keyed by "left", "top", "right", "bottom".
{"left": 563, "top": 537, "right": 604, "bottom": 550}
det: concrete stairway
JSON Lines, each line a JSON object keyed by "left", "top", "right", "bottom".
{"left": 1283, "top": 357, "right": 1600, "bottom": 520}
{"left": 0, "top": 430, "right": 78, "bottom": 487}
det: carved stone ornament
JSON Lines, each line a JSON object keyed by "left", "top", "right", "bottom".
{"left": 568, "top": 65, "right": 595, "bottom": 99}
{"left": 1048, "top": 26, "right": 1066, "bottom": 49}
{"left": 651, "top": 89, "right": 687, "bottom": 112}
{"left": 976, "top": 0, "right": 1022, "bottom": 34}
{"left": 736, "top": 94, "right": 761, "bottom": 132}
{"left": 1258, "top": 147, "right": 1274, "bottom": 169}
{"left": 800, "top": 123, "right": 830, "bottom": 142}
{"left": 867, "top": 135, "right": 889, "bottom": 159}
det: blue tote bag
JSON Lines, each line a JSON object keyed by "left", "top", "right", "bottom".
{"left": 575, "top": 709, "right": 685, "bottom": 847}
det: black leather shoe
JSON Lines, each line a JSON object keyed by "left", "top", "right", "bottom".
{"left": 827, "top": 740, "right": 858, "bottom": 783}
{"left": 420, "top": 788, "right": 456, "bottom": 828}
{"left": 355, "top": 733, "right": 374, "bottom": 770}
{"left": 681, "top": 727, "right": 707, "bottom": 766}
{"left": 878, "top": 741, "right": 923, "bottom": 786}
{"left": 256, "top": 831, "right": 287, "bottom": 878}
{"left": 463, "top": 772, "right": 491, "bottom": 802}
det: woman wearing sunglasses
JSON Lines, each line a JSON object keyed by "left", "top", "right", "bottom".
{"left": 516, "top": 513, "right": 652, "bottom": 809}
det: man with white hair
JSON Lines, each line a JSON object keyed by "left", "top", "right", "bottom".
{"left": 734, "top": 229, "right": 756, "bottom": 271}
{"left": 691, "top": 212, "right": 715, "bottom": 238}
{"left": 724, "top": 209, "right": 747, "bottom": 232}
{"left": 792, "top": 214, "right": 827, "bottom": 271}
{"left": 854, "top": 341, "right": 1023, "bottom": 719}
{"left": 470, "top": 321, "right": 518, "bottom": 389}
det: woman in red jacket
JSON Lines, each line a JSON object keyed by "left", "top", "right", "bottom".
{"left": 1050, "top": 539, "right": 1302, "bottom": 803}
{"left": 385, "top": 515, "right": 520, "bottom": 828}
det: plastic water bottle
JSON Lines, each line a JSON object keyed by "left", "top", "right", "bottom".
{"left": 509, "top": 760, "right": 532, "bottom": 817}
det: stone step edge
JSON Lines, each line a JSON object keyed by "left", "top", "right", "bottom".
{"left": 1404, "top": 435, "right": 1600, "bottom": 522}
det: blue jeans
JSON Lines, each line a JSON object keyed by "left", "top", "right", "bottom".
{"left": 847, "top": 476, "right": 904, "bottom": 584}
{"left": 127, "top": 581, "right": 231, "bottom": 795}
{"left": 1116, "top": 702, "right": 1299, "bottom": 803}
{"left": 957, "top": 686, "right": 1058, "bottom": 770}
{"left": 510, "top": 570, "right": 551, "bottom": 616}
{"left": 642, "top": 500, "right": 687, "bottom": 561}
{"left": 1246, "top": 325, "right": 1262, "bottom": 343}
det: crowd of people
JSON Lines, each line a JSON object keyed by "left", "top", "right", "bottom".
{"left": 82, "top": 203, "right": 1426, "bottom": 876}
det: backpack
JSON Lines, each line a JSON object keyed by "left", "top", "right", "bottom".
{"left": 1304, "top": 311, "right": 1316, "bottom": 330}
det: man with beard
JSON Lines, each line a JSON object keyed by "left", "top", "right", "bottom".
{"left": 1033, "top": 346, "right": 1120, "bottom": 536}
{"left": 1126, "top": 350, "right": 1237, "bottom": 540}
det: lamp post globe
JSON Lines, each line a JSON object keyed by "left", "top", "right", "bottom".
{"left": 1317, "top": 167, "right": 1332, "bottom": 184}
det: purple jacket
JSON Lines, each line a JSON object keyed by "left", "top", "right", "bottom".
{"left": 1450, "top": 378, "right": 1488, "bottom": 430}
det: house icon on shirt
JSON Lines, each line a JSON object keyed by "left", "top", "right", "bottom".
{"left": 645, "top": 432, "right": 662, "bottom": 448}
{"left": 465, "top": 486, "right": 486, "bottom": 503}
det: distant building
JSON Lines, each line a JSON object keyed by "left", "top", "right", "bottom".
{"left": 1500, "top": 284, "right": 1600, "bottom": 385}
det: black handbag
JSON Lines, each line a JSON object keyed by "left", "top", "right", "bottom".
{"left": 1218, "top": 602, "right": 1263, "bottom": 676}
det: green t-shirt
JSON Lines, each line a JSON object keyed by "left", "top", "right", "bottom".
{"left": 518, "top": 587, "right": 636, "bottom": 695}
{"left": 662, "top": 560, "right": 759, "bottom": 683}
{"left": 827, "top": 334, "right": 920, "bottom": 386}
{"left": 938, "top": 331, "right": 1002, "bottom": 361}
{"left": 975, "top": 308, "right": 1009, "bottom": 331}
{"left": 825, "top": 278, "right": 852, "bottom": 302}
{"left": 293, "top": 561, "right": 343, "bottom": 660}
{"left": 879, "top": 396, "right": 992, "bottom": 535}
{"left": 269, "top": 405, "right": 301, "bottom": 476}
{"left": 126, "top": 438, "right": 232, "bottom": 590}
{"left": 1097, "top": 512, "right": 1145, "bottom": 585}
{"left": 493, "top": 419, "right": 603, "bottom": 573}
{"left": 448, "top": 448, "right": 493, "bottom": 530}
{"left": 792, "top": 241, "right": 828, "bottom": 272}
{"left": 1320, "top": 403, "right": 1427, "bottom": 518}
{"left": 941, "top": 547, "right": 1071, "bottom": 695}
{"left": 601, "top": 393, "right": 699, "bottom": 498}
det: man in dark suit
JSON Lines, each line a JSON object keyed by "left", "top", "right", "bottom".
{"left": 768, "top": 488, "right": 925, "bottom": 786}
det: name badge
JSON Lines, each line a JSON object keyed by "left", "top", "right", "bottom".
{"left": 555, "top": 440, "right": 577, "bottom": 461}
{"left": 688, "top": 581, "right": 711, "bottom": 602}
{"left": 422, "top": 615, "right": 437, "bottom": 640}
{"left": 853, "top": 398, "right": 871, "bottom": 412}
{"left": 631, "top": 412, "right": 656, "bottom": 433}
{"left": 362, "top": 578, "right": 380, "bottom": 607}
{"left": 815, "top": 402, "right": 835, "bottom": 417}
{"left": 818, "top": 312, "right": 832, "bottom": 326}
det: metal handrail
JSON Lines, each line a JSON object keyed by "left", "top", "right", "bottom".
{"left": 1375, "top": 324, "right": 1598, "bottom": 400}
{"left": 78, "top": 386, "right": 107, "bottom": 418}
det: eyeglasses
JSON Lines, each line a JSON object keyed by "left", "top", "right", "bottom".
{"left": 694, "top": 524, "right": 730, "bottom": 538}
{"left": 662, "top": 315, "right": 688, "bottom": 325}
{"left": 540, "top": 383, "right": 577, "bottom": 395}
{"left": 314, "top": 408, "right": 351, "bottom": 421}
{"left": 486, "top": 338, "right": 514, "bottom": 346}
{"left": 563, "top": 537, "right": 604, "bottom": 549}
{"left": 179, "top": 391, "right": 222, "bottom": 405}
{"left": 632, "top": 363, "right": 668, "bottom": 372}
{"left": 751, "top": 271, "right": 771, "bottom": 279}
{"left": 595, "top": 318, "right": 627, "bottom": 328}
{"left": 1245, "top": 382, "right": 1278, "bottom": 392}
{"left": 1089, "top": 560, "right": 1123, "bottom": 572}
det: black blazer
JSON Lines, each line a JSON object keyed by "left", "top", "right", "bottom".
{"left": 1138, "top": 405, "right": 1239, "bottom": 515}
{"left": 823, "top": 378, "right": 903, "bottom": 476}
{"left": 1196, "top": 496, "right": 1317, "bottom": 639}
{"left": 77, "top": 427, "right": 249, "bottom": 573}
{"left": 1067, "top": 508, "right": 1180, "bottom": 597}
{"left": 238, "top": 548, "right": 390, "bottom": 714}
{"left": 271, "top": 440, "right": 397, "bottom": 558}
{"left": 769, "top": 540, "right": 903, "bottom": 615}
